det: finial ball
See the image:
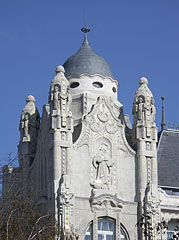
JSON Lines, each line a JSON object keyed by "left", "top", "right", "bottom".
{"left": 26, "top": 95, "right": 35, "bottom": 103}
{"left": 56, "top": 65, "right": 65, "bottom": 74}
{"left": 161, "top": 96, "right": 165, "bottom": 100}
{"left": 139, "top": 77, "right": 148, "bottom": 86}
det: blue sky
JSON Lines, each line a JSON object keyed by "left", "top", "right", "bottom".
{"left": 0, "top": 0, "right": 179, "bottom": 160}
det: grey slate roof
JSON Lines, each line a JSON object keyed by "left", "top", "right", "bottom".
{"left": 63, "top": 36, "right": 114, "bottom": 79}
{"left": 158, "top": 129, "right": 179, "bottom": 188}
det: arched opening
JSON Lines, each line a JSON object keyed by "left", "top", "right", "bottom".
{"left": 84, "top": 218, "right": 128, "bottom": 240}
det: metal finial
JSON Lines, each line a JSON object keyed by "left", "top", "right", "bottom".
{"left": 81, "top": 11, "right": 90, "bottom": 41}
{"left": 161, "top": 96, "right": 167, "bottom": 131}
{"left": 81, "top": 27, "right": 90, "bottom": 34}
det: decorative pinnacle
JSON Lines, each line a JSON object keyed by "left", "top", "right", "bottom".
{"left": 161, "top": 96, "right": 167, "bottom": 131}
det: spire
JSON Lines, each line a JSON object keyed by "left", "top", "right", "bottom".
{"left": 81, "top": 13, "right": 90, "bottom": 42}
{"left": 161, "top": 96, "right": 167, "bottom": 131}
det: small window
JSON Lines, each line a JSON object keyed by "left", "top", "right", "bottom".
{"left": 112, "top": 87, "right": 117, "bottom": 93}
{"left": 70, "top": 82, "right": 79, "bottom": 88}
{"left": 92, "top": 82, "right": 103, "bottom": 88}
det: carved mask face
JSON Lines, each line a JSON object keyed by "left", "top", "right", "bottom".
{"left": 99, "top": 144, "right": 108, "bottom": 155}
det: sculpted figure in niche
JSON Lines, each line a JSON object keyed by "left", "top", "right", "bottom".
{"left": 136, "top": 96, "right": 145, "bottom": 122}
{"left": 60, "top": 80, "right": 70, "bottom": 127}
{"left": 92, "top": 143, "right": 114, "bottom": 189}
{"left": 21, "top": 112, "right": 30, "bottom": 140}
{"left": 150, "top": 97, "right": 156, "bottom": 123}
{"left": 52, "top": 84, "right": 60, "bottom": 110}
{"left": 19, "top": 95, "right": 40, "bottom": 147}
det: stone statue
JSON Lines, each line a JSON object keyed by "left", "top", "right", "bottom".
{"left": 92, "top": 143, "right": 113, "bottom": 188}
{"left": 133, "top": 78, "right": 156, "bottom": 127}
{"left": 21, "top": 113, "right": 30, "bottom": 139}
{"left": 137, "top": 96, "right": 144, "bottom": 121}
{"left": 20, "top": 95, "right": 40, "bottom": 144}
{"left": 51, "top": 84, "right": 60, "bottom": 110}
{"left": 49, "top": 65, "right": 72, "bottom": 128}
{"left": 150, "top": 97, "right": 156, "bottom": 123}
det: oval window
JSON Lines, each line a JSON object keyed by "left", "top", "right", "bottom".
{"left": 70, "top": 82, "right": 79, "bottom": 88}
{"left": 92, "top": 82, "right": 103, "bottom": 88}
{"left": 112, "top": 87, "right": 117, "bottom": 93}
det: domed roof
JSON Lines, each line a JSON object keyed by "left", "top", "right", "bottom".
{"left": 63, "top": 35, "right": 114, "bottom": 79}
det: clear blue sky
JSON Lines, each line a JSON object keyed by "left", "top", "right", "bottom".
{"left": 0, "top": 0, "right": 179, "bottom": 160}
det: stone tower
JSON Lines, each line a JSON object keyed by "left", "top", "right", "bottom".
{"left": 2, "top": 29, "right": 164, "bottom": 240}
{"left": 132, "top": 77, "right": 159, "bottom": 239}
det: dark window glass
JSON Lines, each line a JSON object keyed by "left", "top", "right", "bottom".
{"left": 70, "top": 82, "right": 79, "bottom": 88}
{"left": 98, "top": 234, "right": 103, "bottom": 240}
{"left": 92, "top": 82, "right": 103, "bottom": 88}
{"left": 112, "top": 87, "right": 117, "bottom": 93}
{"left": 107, "top": 235, "right": 113, "bottom": 240}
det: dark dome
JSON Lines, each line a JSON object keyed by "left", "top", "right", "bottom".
{"left": 63, "top": 36, "right": 114, "bottom": 79}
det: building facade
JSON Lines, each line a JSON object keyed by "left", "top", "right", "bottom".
{"left": 2, "top": 29, "right": 179, "bottom": 240}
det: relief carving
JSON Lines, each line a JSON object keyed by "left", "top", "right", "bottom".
{"left": 97, "top": 103, "right": 109, "bottom": 122}
{"left": 91, "top": 142, "right": 114, "bottom": 189}
{"left": 51, "top": 84, "right": 60, "bottom": 110}
{"left": 133, "top": 78, "right": 156, "bottom": 127}
{"left": 90, "top": 195, "right": 123, "bottom": 213}
{"left": 49, "top": 66, "right": 72, "bottom": 129}
{"left": 89, "top": 115, "right": 104, "bottom": 133}
{"left": 105, "top": 118, "right": 118, "bottom": 134}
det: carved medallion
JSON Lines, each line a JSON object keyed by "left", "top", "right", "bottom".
{"left": 97, "top": 103, "right": 109, "bottom": 122}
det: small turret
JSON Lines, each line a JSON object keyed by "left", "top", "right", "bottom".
{"left": 132, "top": 77, "right": 156, "bottom": 140}
{"left": 18, "top": 95, "right": 40, "bottom": 167}
{"left": 48, "top": 66, "right": 74, "bottom": 231}
{"left": 132, "top": 77, "right": 159, "bottom": 239}
{"left": 49, "top": 65, "right": 72, "bottom": 130}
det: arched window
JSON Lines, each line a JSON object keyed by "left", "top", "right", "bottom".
{"left": 98, "top": 219, "right": 114, "bottom": 240}
{"left": 85, "top": 218, "right": 128, "bottom": 240}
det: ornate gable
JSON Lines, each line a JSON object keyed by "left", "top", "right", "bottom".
{"left": 74, "top": 96, "right": 135, "bottom": 192}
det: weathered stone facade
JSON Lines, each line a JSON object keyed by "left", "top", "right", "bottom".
{"left": 2, "top": 32, "right": 179, "bottom": 240}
